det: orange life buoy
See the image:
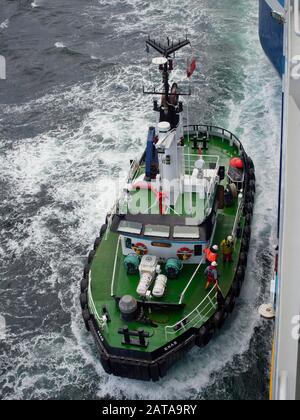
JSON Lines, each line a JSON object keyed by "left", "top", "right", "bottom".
{"left": 132, "top": 242, "right": 148, "bottom": 256}
{"left": 177, "top": 247, "right": 193, "bottom": 261}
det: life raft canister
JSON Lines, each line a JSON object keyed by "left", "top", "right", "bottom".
{"left": 132, "top": 242, "right": 148, "bottom": 256}
{"left": 177, "top": 247, "right": 194, "bottom": 261}
{"left": 230, "top": 157, "right": 244, "bottom": 170}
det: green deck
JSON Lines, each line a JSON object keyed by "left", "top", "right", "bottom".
{"left": 89, "top": 134, "right": 244, "bottom": 353}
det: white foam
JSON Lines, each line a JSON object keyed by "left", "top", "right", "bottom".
{"left": 54, "top": 42, "right": 66, "bottom": 49}
{"left": 0, "top": 19, "right": 9, "bottom": 30}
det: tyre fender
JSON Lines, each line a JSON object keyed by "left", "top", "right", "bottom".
{"left": 246, "top": 190, "right": 255, "bottom": 204}
{"left": 81, "top": 276, "right": 89, "bottom": 293}
{"left": 236, "top": 265, "right": 245, "bottom": 281}
{"left": 244, "top": 225, "right": 251, "bottom": 239}
{"left": 83, "top": 263, "right": 90, "bottom": 279}
{"left": 249, "top": 179, "right": 256, "bottom": 193}
{"left": 88, "top": 250, "right": 95, "bottom": 264}
{"left": 100, "top": 224, "right": 108, "bottom": 238}
{"left": 247, "top": 156, "right": 254, "bottom": 170}
{"left": 82, "top": 309, "right": 91, "bottom": 332}
{"left": 239, "top": 252, "right": 247, "bottom": 266}
{"left": 225, "top": 294, "right": 236, "bottom": 314}
{"left": 232, "top": 279, "right": 242, "bottom": 297}
{"left": 213, "top": 310, "right": 227, "bottom": 330}
{"left": 94, "top": 237, "right": 101, "bottom": 251}
{"left": 80, "top": 292, "right": 88, "bottom": 309}
{"left": 241, "top": 238, "right": 249, "bottom": 253}
{"left": 195, "top": 325, "right": 214, "bottom": 347}
{"left": 245, "top": 202, "right": 254, "bottom": 216}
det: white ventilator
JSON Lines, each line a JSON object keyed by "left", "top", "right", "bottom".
{"left": 137, "top": 273, "right": 153, "bottom": 297}
{"left": 137, "top": 255, "right": 158, "bottom": 297}
{"left": 152, "top": 275, "right": 168, "bottom": 298}
{"left": 139, "top": 255, "right": 158, "bottom": 277}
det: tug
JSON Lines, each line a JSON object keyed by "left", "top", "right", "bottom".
{"left": 80, "top": 38, "right": 255, "bottom": 381}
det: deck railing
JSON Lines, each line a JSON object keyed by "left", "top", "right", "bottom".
{"left": 88, "top": 271, "right": 107, "bottom": 331}
{"left": 183, "top": 154, "right": 220, "bottom": 176}
{"left": 165, "top": 284, "right": 218, "bottom": 340}
{"left": 184, "top": 124, "right": 244, "bottom": 153}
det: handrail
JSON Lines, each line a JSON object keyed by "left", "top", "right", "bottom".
{"left": 165, "top": 284, "right": 218, "bottom": 339}
{"left": 111, "top": 236, "right": 121, "bottom": 297}
{"left": 183, "top": 153, "right": 220, "bottom": 175}
{"left": 88, "top": 272, "right": 106, "bottom": 329}
{"left": 184, "top": 124, "right": 244, "bottom": 152}
{"left": 179, "top": 258, "right": 204, "bottom": 304}
{"left": 231, "top": 194, "right": 244, "bottom": 239}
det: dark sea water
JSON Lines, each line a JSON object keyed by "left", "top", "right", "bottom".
{"left": 0, "top": 0, "right": 281, "bottom": 400}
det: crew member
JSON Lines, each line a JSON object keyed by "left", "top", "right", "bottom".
{"left": 204, "top": 261, "right": 219, "bottom": 290}
{"left": 204, "top": 245, "right": 219, "bottom": 264}
{"left": 221, "top": 236, "right": 234, "bottom": 263}
{"left": 195, "top": 148, "right": 205, "bottom": 178}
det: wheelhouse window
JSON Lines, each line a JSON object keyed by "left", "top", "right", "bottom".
{"left": 144, "top": 225, "right": 170, "bottom": 238}
{"left": 173, "top": 226, "right": 200, "bottom": 239}
{"left": 118, "top": 221, "right": 142, "bottom": 235}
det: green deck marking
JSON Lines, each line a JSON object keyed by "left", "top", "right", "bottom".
{"left": 89, "top": 133, "right": 245, "bottom": 352}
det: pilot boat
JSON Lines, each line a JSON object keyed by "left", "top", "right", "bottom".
{"left": 80, "top": 37, "right": 255, "bottom": 381}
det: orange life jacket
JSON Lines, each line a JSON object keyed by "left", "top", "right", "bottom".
{"left": 204, "top": 248, "right": 218, "bottom": 263}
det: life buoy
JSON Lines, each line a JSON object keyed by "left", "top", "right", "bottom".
{"left": 132, "top": 242, "right": 148, "bottom": 256}
{"left": 177, "top": 247, "right": 193, "bottom": 261}
{"left": 230, "top": 157, "right": 244, "bottom": 170}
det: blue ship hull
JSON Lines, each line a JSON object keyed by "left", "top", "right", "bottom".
{"left": 259, "top": 0, "right": 284, "bottom": 76}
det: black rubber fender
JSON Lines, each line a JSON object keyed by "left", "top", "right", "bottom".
{"left": 241, "top": 237, "right": 250, "bottom": 253}
{"left": 248, "top": 179, "right": 256, "bottom": 193}
{"left": 81, "top": 276, "right": 89, "bottom": 293}
{"left": 246, "top": 190, "right": 255, "bottom": 204}
{"left": 100, "top": 224, "right": 107, "bottom": 238}
{"left": 249, "top": 168, "right": 256, "bottom": 181}
{"left": 247, "top": 156, "right": 255, "bottom": 170}
{"left": 213, "top": 310, "right": 227, "bottom": 330}
{"left": 195, "top": 324, "right": 215, "bottom": 347}
{"left": 232, "top": 279, "right": 242, "bottom": 297}
{"left": 82, "top": 308, "right": 91, "bottom": 331}
{"left": 94, "top": 237, "right": 101, "bottom": 251}
{"left": 245, "top": 213, "right": 252, "bottom": 225}
{"left": 80, "top": 292, "right": 88, "bottom": 309}
{"left": 88, "top": 250, "right": 95, "bottom": 265}
{"left": 245, "top": 202, "right": 254, "bottom": 216}
{"left": 225, "top": 294, "right": 236, "bottom": 314}
{"left": 236, "top": 265, "right": 245, "bottom": 281}
{"left": 243, "top": 225, "right": 251, "bottom": 239}
{"left": 239, "top": 252, "right": 247, "bottom": 266}
{"left": 83, "top": 263, "right": 90, "bottom": 279}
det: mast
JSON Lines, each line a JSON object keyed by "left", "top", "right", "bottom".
{"left": 145, "top": 37, "right": 191, "bottom": 100}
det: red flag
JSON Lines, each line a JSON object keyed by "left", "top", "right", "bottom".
{"left": 187, "top": 55, "right": 196, "bottom": 78}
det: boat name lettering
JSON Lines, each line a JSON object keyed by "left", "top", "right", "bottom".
{"left": 164, "top": 341, "right": 178, "bottom": 352}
